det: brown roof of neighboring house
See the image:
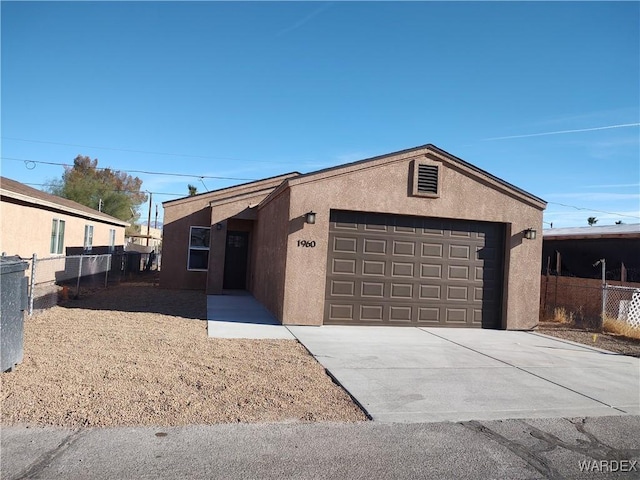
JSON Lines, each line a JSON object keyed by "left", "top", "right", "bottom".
{"left": 543, "top": 223, "right": 640, "bottom": 240}
{"left": 0, "top": 177, "right": 129, "bottom": 227}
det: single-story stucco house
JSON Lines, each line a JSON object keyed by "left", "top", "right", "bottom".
{"left": 1, "top": 177, "right": 129, "bottom": 309}
{"left": 542, "top": 223, "right": 640, "bottom": 281}
{"left": 161, "top": 144, "right": 546, "bottom": 330}
{"left": 0, "top": 177, "right": 128, "bottom": 259}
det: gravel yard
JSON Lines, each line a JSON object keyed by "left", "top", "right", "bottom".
{"left": 1, "top": 282, "right": 366, "bottom": 427}
{"left": 537, "top": 321, "right": 640, "bottom": 357}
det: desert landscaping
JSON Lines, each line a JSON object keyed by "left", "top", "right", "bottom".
{"left": 0, "top": 282, "right": 366, "bottom": 427}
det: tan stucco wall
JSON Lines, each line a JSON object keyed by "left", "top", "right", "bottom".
{"left": 270, "top": 151, "right": 543, "bottom": 329}
{"left": 160, "top": 199, "right": 211, "bottom": 290}
{"left": 206, "top": 193, "right": 269, "bottom": 294}
{"left": 0, "top": 198, "right": 126, "bottom": 261}
{"left": 161, "top": 175, "right": 297, "bottom": 292}
{"left": 251, "top": 188, "right": 291, "bottom": 320}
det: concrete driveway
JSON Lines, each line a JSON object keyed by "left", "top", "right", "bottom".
{"left": 288, "top": 326, "right": 640, "bottom": 423}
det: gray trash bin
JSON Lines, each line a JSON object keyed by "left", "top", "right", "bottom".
{"left": 1, "top": 256, "right": 29, "bottom": 372}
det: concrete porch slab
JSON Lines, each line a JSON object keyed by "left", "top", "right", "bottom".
{"left": 207, "top": 292, "right": 294, "bottom": 339}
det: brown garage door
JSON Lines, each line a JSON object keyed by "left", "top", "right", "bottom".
{"left": 324, "top": 210, "right": 504, "bottom": 328}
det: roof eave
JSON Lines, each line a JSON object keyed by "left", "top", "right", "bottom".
{"left": 1, "top": 189, "right": 130, "bottom": 227}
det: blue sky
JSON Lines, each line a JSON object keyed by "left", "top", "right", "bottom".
{"left": 2, "top": 1, "right": 639, "bottom": 228}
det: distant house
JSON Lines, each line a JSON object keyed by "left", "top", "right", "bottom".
{"left": 542, "top": 224, "right": 640, "bottom": 281}
{"left": 161, "top": 144, "right": 546, "bottom": 330}
{"left": 1, "top": 177, "right": 129, "bottom": 309}
{"left": 126, "top": 225, "right": 162, "bottom": 252}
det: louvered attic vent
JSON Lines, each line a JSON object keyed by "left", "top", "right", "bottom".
{"left": 417, "top": 164, "right": 438, "bottom": 194}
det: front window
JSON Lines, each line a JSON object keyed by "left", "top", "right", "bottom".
{"left": 50, "top": 219, "right": 65, "bottom": 254}
{"left": 188, "top": 226, "right": 210, "bottom": 271}
{"left": 84, "top": 225, "right": 94, "bottom": 252}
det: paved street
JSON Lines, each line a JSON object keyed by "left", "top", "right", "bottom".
{"left": 3, "top": 416, "right": 640, "bottom": 479}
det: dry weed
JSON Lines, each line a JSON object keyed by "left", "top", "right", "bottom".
{"left": 551, "top": 307, "right": 574, "bottom": 325}
{"left": 603, "top": 316, "right": 640, "bottom": 340}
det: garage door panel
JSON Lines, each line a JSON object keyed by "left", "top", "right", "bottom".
{"left": 390, "top": 283, "right": 414, "bottom": 299}
{"left": 446, "top": 286, "right": 469, "bottom": 301}
{"left": 421, "top": 263, "right": 443, "bottom": 279}
{"left": 361, "top": 281, "right": 385, "bottom": 298}
{"left": 330, "top": 280, "right": 356, "bottom": 296}
{"left": 328, "top": 304, "right": 354, "bottom": 321}
{"left": 445, "top": 308, "right": 468, "bottom": 323}
{"left": 421, "top": 242, "right": 444, "bottom": 258}
{"left": 389, "top": 306, "right": 412, "bottom": 322}
{"left": 332, "top": 258, "right": 357, "bottom": 275}
{"left": 392, "top": 240, "right": 416, "bottom": 256}
{"left": 449, "top": 244, "right": 471, "bottom": 259}
{"left": 419, "top": 284, "right": 441, "bottom": 300}
{"left": 448, "top": 265, "right": 470, "bottom": 280}
{"left": 363, "top": 238, "right": 387, "bottom": 255}
{"left": 360, "top": 304, "right": 384, "bottom": 321}
{"left": 326, "top": 211, "right": 504, "bottom": 328}
{"left": 418, "top": 307, "right": 440, "bottom": 323}
{"left": 363, "top": 260, "right": 386, "bottom": 276}
{"left": 333, "top": 237, "right": 358, "bottom": 253}
{"left": 391, "top": 262, "right": 414, "bottom": 277}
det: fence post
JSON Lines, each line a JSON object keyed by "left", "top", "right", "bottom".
{"left": 28, "top": 253, "right": 37, "bottom": 316}
{"left": 75, "top": 255, "right": 83, "bottom": 299}
{"left": 105, "top": 254, "right": 111, "bottom": 287}
{"left": 597, "top": 258, "right": 606, "bottom": 331}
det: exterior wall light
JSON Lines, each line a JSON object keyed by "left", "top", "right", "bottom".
{"left": 524, "top": 228, "right": 537, "bottom": 240}
{"left": 305, "top": 211, "right": 316, "bottom": 225}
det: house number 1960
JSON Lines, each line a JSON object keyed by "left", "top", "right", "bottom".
{"left": 297, "top": 240, "right": 316, "bottom": 248}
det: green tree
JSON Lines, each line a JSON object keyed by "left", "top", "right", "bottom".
{"left": 49, "top": 155, "right": 147, "bottom": 223}
{"left": 187, "top": 184, "right": 198, "bottom": 196}
{"left": 587, "top": 216, "right": 598, "bottom": 226}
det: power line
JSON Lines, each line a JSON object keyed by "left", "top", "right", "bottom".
{"left": 0, "top": 156, "right": 257, "bottom": 181}
{"left": 5, "top": 156, "right": 638, "bottom": 220}
{"left": 546, "top": 202, "right": 640, "bottom": 220}
{"left": 1, "top": 136, "right": 255, "bottom": 162}
{"left": 22, "top": 182, "right": 185, "bottom": 197}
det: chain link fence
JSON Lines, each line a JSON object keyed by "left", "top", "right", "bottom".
{"left": 604, "top": 285, "right": 640, "bottom": 329}
{"left": 26, "top": 252, "right": 159, "bottom": 314}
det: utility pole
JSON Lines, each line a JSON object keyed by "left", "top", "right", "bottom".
{"left": 154, "top": 204, "right": 158, "bottom": 229}
{"left": 146, "top": 192, "right": 152, "bottom": 247}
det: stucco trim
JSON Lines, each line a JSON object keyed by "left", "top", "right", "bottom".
{"left": 162, "top": 172, "right": 300, "bottom": 207}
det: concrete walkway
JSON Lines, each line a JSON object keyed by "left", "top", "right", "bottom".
{"left": 207, "top": 293, "right": 639, "bottom": 424}
{"left": 207, "top": 292, "right": 294, "bottom": 339}
{"left": 288, "top": 326, "right": 640, "bottom": 423}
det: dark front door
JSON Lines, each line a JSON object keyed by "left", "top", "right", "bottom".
{"left": 223, "top": 231, "right": 249, "bottom": 289}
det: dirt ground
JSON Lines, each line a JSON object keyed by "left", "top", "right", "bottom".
{"left": 536, "top": 321, "right": 640, "bottom": 358}
{"left": 1, "top": 282, "right": 366, "bottom": 427}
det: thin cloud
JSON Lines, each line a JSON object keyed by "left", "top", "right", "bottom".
{"left": 276, "top": 3, "right": 333, "bottom": 37}
{"left": 580, "top": 183, "right": 640, "bottom": 189}
{"left": 483, "top": 123, "right": 640, "bottom": 141}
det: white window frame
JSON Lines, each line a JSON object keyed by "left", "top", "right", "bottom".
{"left": 84, "top": 224, "right": 94, "bottom": 252}
{"left": 50, "top": 218, "right": 65, "bottom": 255}
{"left": 187, "top": 226, "right": 210, "bottom": 271}
{"left": 108, "top": 229, "right": 116, "bottom": 252}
